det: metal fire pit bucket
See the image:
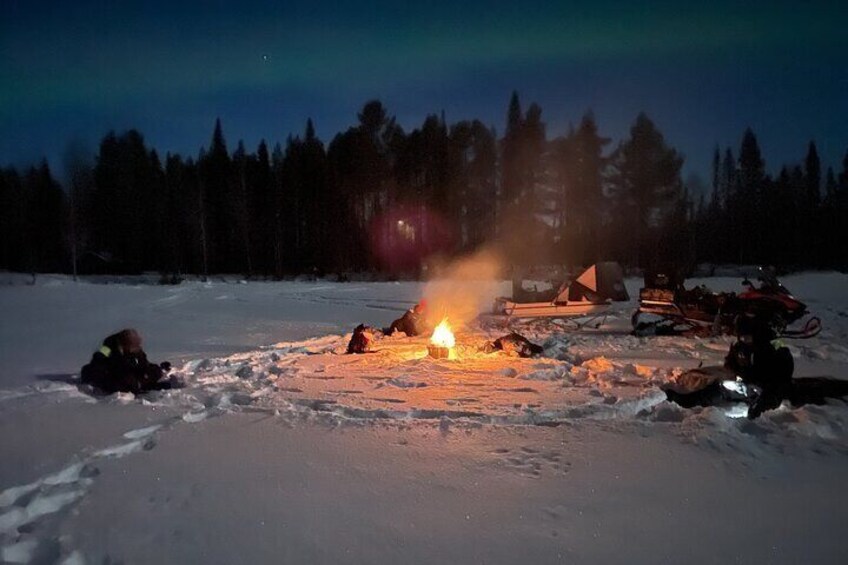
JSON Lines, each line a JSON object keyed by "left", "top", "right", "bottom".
{"left": 427, "top": 345, "right": 450, "bottom": 359}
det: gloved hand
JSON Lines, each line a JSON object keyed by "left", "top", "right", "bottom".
{"left": 159, "top": 361, "right": 172, "bottom": 372}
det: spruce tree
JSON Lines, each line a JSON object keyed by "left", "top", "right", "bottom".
{"left": 200, "top": 118, "right": 232, "bottom": 272}
{"left": 824, "top": 167, "right": 837, "bottom": 201}
{"left": 804, "top": 141, "right": 821, "bottom": 208}
{"left": 555, "top": 112, "right": 610, "bottom": 267}
{"left": 711, "top": 146, "right": 721, "bottom": 208}
{"left": 838, "top": 150, "right": 848, "bottom": 192}
{"left": 253, "top": 140, "right": 274, "bottom": 276}
{"left": 608, "top": 113, "right": 683, "bottom": 268}
{"left": 25, "top": 161, "right": 67, "bottom": 273}
{"left": 736, "top": 129, "right": 765, "bottom": 263}
{"left": 501, "top": 91, "right": 524, "bottom": 208}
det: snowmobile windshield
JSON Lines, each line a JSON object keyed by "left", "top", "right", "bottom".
{"left": 756, "top": 267, "right": 788, "bottom": 293}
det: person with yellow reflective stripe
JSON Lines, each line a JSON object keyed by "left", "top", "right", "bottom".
{"left": 81, "top": 329, "right": 175, "bottom": 394}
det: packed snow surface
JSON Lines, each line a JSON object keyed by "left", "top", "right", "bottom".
{"left": 1, "top": 272, "right": 847, "bottom": 563}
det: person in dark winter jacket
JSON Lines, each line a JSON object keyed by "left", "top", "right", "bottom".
{"left": 385, "top": 301, "right": 430, "bottom": 337}
{"left": 347, "top": 324, "right": 378, "bottom": 354}
{"left": 81, "top": 329, "right": 173, "bottom": 394}
{"left": 725, "top": 315, "right": 794, "bottom": 418}
{"left": 665, "top": 315, "right": 848, "bottom": 416}
{"left": 482, "top": 333, "right": 544, "bottom": 358}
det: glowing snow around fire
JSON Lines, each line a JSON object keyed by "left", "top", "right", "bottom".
{"left": 430, "top": 318, "right": 456, "bottom": 348}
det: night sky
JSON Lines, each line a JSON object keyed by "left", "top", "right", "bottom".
{"left": 2, "top": 0, "right": 846, "bottom": 181}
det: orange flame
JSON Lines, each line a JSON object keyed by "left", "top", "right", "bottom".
{"left": 430, "top": 318, "right": 455, "bottom": 348}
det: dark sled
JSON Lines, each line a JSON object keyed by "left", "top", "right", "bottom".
{"left": 492, "top": 262, "right": 629, "bottom": 326}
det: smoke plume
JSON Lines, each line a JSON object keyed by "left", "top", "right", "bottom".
{"left": 421, "top": 247, "right": 508, "bottom": 328}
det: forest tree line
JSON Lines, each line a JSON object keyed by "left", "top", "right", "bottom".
{"left": 2, "top": 93, "right": 847, "bottom": 278}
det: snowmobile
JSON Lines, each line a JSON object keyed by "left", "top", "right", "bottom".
{"left": 662, "top": 366, "right": 760, "bottom": 414}
{"left": 632, "top": 267, "right": 821, "bottom": 338}
{"left": 664, "top": 366, "right": 848, "bottom": 419}
{"left": 491, "top": 262, "right": 630, "bottom": 326}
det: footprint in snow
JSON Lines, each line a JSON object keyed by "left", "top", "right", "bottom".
{"left": 0, "top": 421, "right": 167, "bottom": 549}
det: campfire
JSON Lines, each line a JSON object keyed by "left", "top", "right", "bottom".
{"left": 428, "top": 318, "right": 455, "bottom": 359}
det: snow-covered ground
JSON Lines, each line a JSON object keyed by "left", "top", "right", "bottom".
{"left": 1, "top": 273, "right": 847, "bottom": 564}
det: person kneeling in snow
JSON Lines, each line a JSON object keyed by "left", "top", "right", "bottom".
{"left": 384, "top": 301, "right": 430, "bottom": 337}
{"left": 81, "top": 329, "right": 175, "bottom": 394}
{"left": 347, "top": 324, "right": 379, "bottom": 354}
{"left": 724, "top": 315, "right": 794, "bottom": 418}
{"left": 665, "top": 315, "right": 848, "bottom": 417}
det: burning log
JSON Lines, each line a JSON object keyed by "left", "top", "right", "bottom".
{"left": 428, "top": 318, "right": 455, "bottom": 359}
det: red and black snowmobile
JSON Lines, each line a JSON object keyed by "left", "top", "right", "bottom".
{"left": 632, "top": 267, "right": 821, "bottom": 339}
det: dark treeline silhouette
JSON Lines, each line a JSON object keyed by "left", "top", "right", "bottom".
{"left": 2, "top": 93, "right": 848, "bottom": 278}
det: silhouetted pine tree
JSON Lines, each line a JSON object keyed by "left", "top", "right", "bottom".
{"left": 448, "top": 120, "right": 497, "bottom": 250}
{"left": 735, "top": 129, "right": 766, "bottom": 263}
{"left": 498, "top": 93, "right": 548, "bottom": 266}
{"left": 199, "top": 119, "right": 233, "bottom": 273}
{"left": 830, "top": 151, "right": 848, "bottom": 268}
{"left": 709, "top": 148, "right": 737, "bottom": 263}
{"left": 91, "top": 130, "right": 160, "bottom": 273}
{"left": 802, "top": 141, "right": 823, "bottom": 265}
{"left": 804, "top": 141, "right": 822, "bottom": 209}
{"left": 758, "top": 174, "right": 784, "bottom": 265}
{"left": 326, "top": 101, "right": 400, "bottom": 272}
{"left": 146, "top": 150, "right": 168, "bottom": 272}
{"left": 522, "top": 103, "right": 546, "bottom": 213}
{"left": 24, "top": 161, "right": 67, "bottom": 273}
{"left": 163, "top": 154, "right": 188, "bottom": 275}
{"left": 661, "top": 183, "right": 696, "bottom": 270}
{"left": 553, "top": 112, "right": 610, "bottom": 268}
{"left": 824, "top": 167, "right": 837, "bottom": 201}
{"left": 0, "top": 167, "right": 27, "bottom": 271}
{"left": 327, "top": 131, "right": 365, "bottom": 272}
{"left": 299, "top": 120, "right": 329, "bottom": 273}
{"left": 711, "top": 146, "right": 721, "bottom": 208}
{"left": 819, "top": 166, "right": 840, "bottom": 268}
{"left": 251, "top": 140, "right": 275, "bottom": 277}
{"left": 270, "top": 143, "right": 286, "bottom": 277}
{"left": 839, "top": 150, "right": 848, "bottom": 192}
{"left": 698, "top": 147, "right": 724, "bottom": 264}
{"left": 608, "top": 113, "right": 683, "bottom": 268}
{"left": 789, "top": 165, "right": 807, "bottom": 265}
{"left": 501, "top": 91, "right": 524, "bottom": 211}
{"left": 231, "top": 141, "right": 255, "bottom": 276}
{"left": 6, "top": 99, "right": 848, "bottom": 276}
{"left": 63, "top": 141, "right": 95, "bottom": 280}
